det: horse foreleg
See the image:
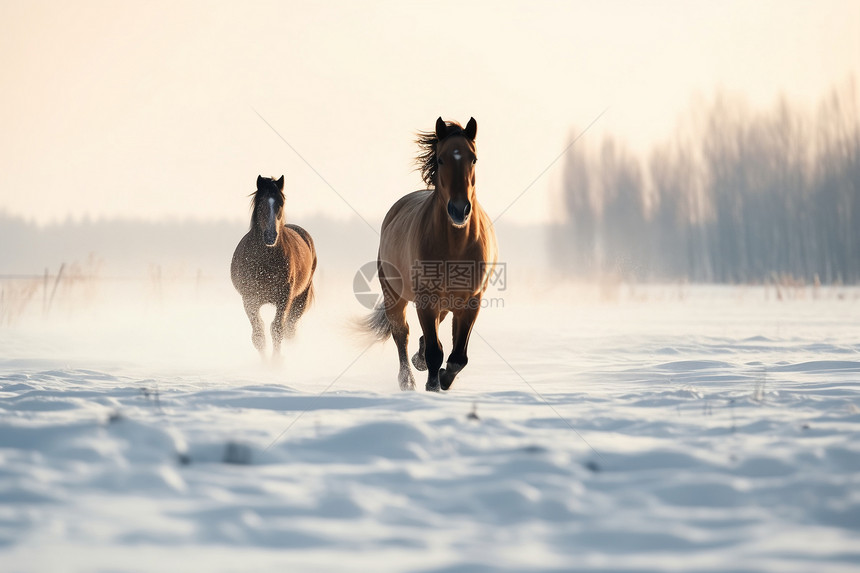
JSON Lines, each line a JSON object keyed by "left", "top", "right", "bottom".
{"left": 416, "top": 305, "right": 443, "bottom": 392}
{"left": 271, "top": 299, "right": 288, "bottom": 357}
{"left": 439, "top": 301, "right": 479, "bottom": 391}
{"left": 412, "top": 310, "right": 447, "bottom": 372}
{"left": 412, "top": 336, "right": 427, "bottom": 371}
{"left": 243, "top": 298, "right": 266, "bottom": 357}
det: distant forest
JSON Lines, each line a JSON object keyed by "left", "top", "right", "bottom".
{"left": 0, "top": 215, "right": 378, "bottom": 277}
{"left": 551, "top": 79, "right": 860, "bottom": 284}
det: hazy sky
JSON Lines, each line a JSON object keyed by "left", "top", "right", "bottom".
{"left": 1, "top": 0, "right": 858, "bottom": 226}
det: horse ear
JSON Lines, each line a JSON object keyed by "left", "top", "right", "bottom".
{"left": 464, "top": 117, "right": 477, "bottom": 141}
{"left": 256, "top": 175, "right": 265, "bottom": 189}
{"left": 276, "top": 175, "right": 284, "bottom": 190}
{"left": 435, "top": 117, "right": 447, "bottom": 140}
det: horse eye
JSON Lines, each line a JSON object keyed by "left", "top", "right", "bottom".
{"left": 472, "top": 158, "right": 477, "bottom": 164}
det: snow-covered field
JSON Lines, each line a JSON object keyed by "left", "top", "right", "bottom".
{"left": 1, "top": 276, "right": 859, "bottom": 572}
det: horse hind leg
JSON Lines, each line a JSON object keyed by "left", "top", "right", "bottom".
{"left": 243, "top": 298, "right": 266, "bottom": 356}
{"left": 386, "top": 296, "right": 415, "bottom": 391}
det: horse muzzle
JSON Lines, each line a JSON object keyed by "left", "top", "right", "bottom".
{"left": 263, "top": 230, "right": 278, "bottom": 246}
{"left": 447, "top": 199, "right": 472, "bottom": 227}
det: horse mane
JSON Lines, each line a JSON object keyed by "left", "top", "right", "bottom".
{"left": 248, "top": 177, "right": 284, "bottom": 230}
{"left": 415, "top": 120, "right": 465, "bottom": 187}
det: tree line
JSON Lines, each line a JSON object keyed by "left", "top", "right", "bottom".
{"left": 551, "top": 79, "right": 860, "bottom": 284}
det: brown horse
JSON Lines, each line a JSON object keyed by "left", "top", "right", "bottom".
{"left": 361, "top": 118, "right": 497, "bottom": 391}
{"left": 231, "top": 175, "right": 316, "bottom": 358}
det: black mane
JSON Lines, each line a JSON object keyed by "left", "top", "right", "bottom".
{"left": 415, "top": 121, "right": 465, "bottom": 187}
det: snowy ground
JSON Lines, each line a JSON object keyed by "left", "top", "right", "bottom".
{"left": 1, "top": 276, "right": 859, "bottom": 572}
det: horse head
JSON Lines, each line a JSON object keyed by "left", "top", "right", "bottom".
{"left": 434, "top": 117, "right": 477, "bottom": 228}
{"left": 254, "top": 175, "right": 285, "bottom": 246}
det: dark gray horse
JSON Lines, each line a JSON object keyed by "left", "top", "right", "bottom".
{"left": 231, "top": 175, "right": 316, "bottom": 357}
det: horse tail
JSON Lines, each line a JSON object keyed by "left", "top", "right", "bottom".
{"left": 357, "top": 303, "right": 392, "bottom": 342}
{"left": 306, "top": 246, "right": 317, "bottom": 310}
{"left": 304, "top": 279, "right": 315, "bottom": 309}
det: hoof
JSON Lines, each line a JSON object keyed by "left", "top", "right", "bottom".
{"left": 425, "top": 380, "right": 441, "bottom": 392}
{"left": 439, "top": 364, "right": 463, "bottom": 391}
{"left": 439, "top": 369, "right": 452, "bottom": 391}
{"left": 252, "top": 332, "right": 265, "bottom": 354}
{"left": 411, "top": 352, "right": 427, "bottom": 371}
{"left": 399, "top": 369, "right": 415, "bottom": 391}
